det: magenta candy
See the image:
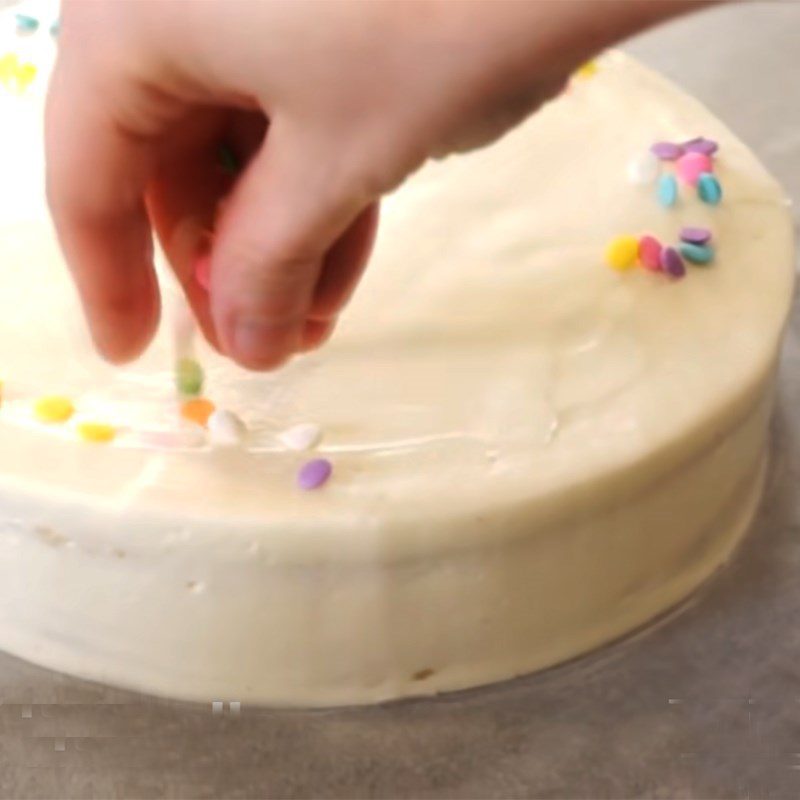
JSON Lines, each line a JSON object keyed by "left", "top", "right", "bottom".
{"left": 676, "top": 151, "right": 713, "bottom": 186}
{"left": 660, "top": 246, "right": 686, "bottom": 279}
{"left": 638, "top": 235, "right": 663, "bottom": 272}
{"left": 680, "top": 226, "right": 712, "bottom": 245}
{"left": 682, "top": 137, "right": 719, "bottom": 156}
{"left": 297, "top": 458, "right": 333, "bottom": 491}
{"left": 650, "top": 141, "right": 684, "bottom": 161}
{"left": 193, "top": 253, "right": 211, "bottom": 291}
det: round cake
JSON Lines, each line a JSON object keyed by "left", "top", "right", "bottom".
{"left": 0, "top": 7, "right": 794, "bottom": 706}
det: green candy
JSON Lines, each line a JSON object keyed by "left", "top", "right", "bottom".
{"left": 217, "top": 143, "right": 240, "bottom": 176}
{"left": 175, "top": 357, "right": 204, "bottom": 397}
{"left": 697, "top": 172, "right": 722, "bottom": 205}
{"left": 679, "top": 242, "right": 714, "bottom": 265}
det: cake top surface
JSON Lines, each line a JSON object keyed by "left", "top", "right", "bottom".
{"left": 0, "top": 3, "right": 794, "bottom": 552}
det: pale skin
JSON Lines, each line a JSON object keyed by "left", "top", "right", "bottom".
{"left": 46, "top": 0, "right": 708, "bottom": 371}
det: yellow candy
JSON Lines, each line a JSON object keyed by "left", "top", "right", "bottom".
{"left": 604, "top": 235, "right": 640, "bottom": 271}
{"left": 0, "top": 53, "right": 37, "bottom": 93}
{"left": 34, "top": 395, "right": 75, "bottom": 424}
{"left": 575, "top": 60, "right": 598, "bottom": 79}
{"left": 76, "top": 422, "right": 116, "bottom": 444}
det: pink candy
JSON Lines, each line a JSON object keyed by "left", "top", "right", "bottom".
{"left": 193, "top": 253, "right": 211, "bottom": 291}
{"left": 638, "top": 235, "right": 663, "bottom": 272}
{"left": 676, "top": 151, "right": 713, "bottom": 186}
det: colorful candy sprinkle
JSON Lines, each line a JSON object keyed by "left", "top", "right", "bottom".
{"left": 175, "top": 356, "right": 204, "bottom": 397}
{"left": 0, "top": 54, "right": 36, "bottom": 93}
{"left": 297, "top": 458, "right": 333, "bottom": 491}
{"left": 34, "top": 395, "right": 74, "bottom": 424}
{"left": 604, "top": 235, "right": 639, "bottom": 271}
{"left": 626, "top": 151, "right": 661, "bottom": 186}
{"left": 180, "top": 398, "right": 216, "bottom": 427}
{"left": 575, "top": 60, "right": 598, "bottom": 79}
{"left": 657, "top": 174, "right": 678, "bottom": 207}
{"left": 638, "top": 236, "right": 663, "bottom": 272}
{"left": 277, "top": 422, "right": 323, "bottom": 451}
{"left": 679, "top": 242, "right": 715, "bottom": 265}
{"left": 660, "top": 247, "right": 686, "bottom": 279}
{"left": 698, "top": 172, "right": 722, "bottom": 205}
{"left": 682, "top": 137, "right": 718, "bottom": 156}
{"left": 76, "top": 422, "right": 116, "bottom": 444}
{"left": 217, "top": 143, "right": 240, "bottom": 175}
{"left": 15, "top": 14, "right": 39, "bottom": 34}
{"left": 680, "top": 226, "right": 713, "bottom": 245}
{"left": 676, "top": 151, "right": 713, "bottom": 186}
{"left": 193, "top": 253, "right": 211, "bottom": 291}
{"left": 207, "top": 409, "right": 248, "bottom": 446}
{"left": 650, "top": 142, "right": 683, "bottom": 161}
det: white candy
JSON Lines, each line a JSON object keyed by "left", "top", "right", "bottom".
{"left": 277, "top": 422, "right": 322, "bottom": 451}
{"left": 207, "top": 409, "right": 248, "bottom": 447}
{"left": 626, "top": 150, "right": 661, "bottom": 186}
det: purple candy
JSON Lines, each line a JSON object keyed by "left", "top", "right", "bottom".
{"left": 682, "top": 137, "right": 719, "bottom": 156}
{"left": 660, "top": 246, "right": 686, "bottom": 279}
{"left": 297, "top": 458, "right": 333, "bottom": 491}
{"left": 680, "top": 226, "right": 713, "bottom": 245}
{"left": 650, "top": 141, "right": 684, "bottom": 161}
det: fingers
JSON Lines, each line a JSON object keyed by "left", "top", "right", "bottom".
{"left": 45, "top": 70, "right": 160, "bottom": 363}
{"left": 309, "top": 202, "right": 379, "bottom": 322}
{"left": 209, "top": 124, "right": 370, "bottom": 370}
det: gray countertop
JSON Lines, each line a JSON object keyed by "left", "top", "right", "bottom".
{"left": 2, "top": 3, "right": 800, "bottom": 798}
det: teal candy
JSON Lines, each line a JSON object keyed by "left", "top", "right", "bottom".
{"left": 657, "top": 174, "right": 678, "bottom": 207}
{"left": 698, "top": 172, "right": 722, "bottom": 205}
{"left": 679, "top": 242, "right": 715, "bottom": 265}
{"left": 15, "top": 14, "right": 39, "bottom": 33}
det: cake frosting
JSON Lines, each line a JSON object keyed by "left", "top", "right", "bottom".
{"left": 0, "top": 4, "right": 794, "bottom": 706}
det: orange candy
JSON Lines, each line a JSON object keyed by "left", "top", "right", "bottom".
{"left": 180, "top": 398, "right": 215, "bottom": 427}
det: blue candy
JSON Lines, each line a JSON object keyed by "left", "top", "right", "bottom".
{"left": 15, "top": 14, "right": 39, "bottom": 34}
{"left": 698, "top": 172, "right": 722, "bottom": 205}
{"left": 657, "top": 174, "right": 678, "bottom": 208}
{"left": 679, "top": 242, "right": 715, "bottom": 265}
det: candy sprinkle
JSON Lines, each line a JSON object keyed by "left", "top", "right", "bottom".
{"left": 676, "top": 151, "right": 713, "bottom": 187}
{"left": 626, "top": 151, "right": 661, "bottom": 186}
{"left": 175, "top": 356, "right": 204, "bottom": 397}
{"left": 638, "top": 235, "right": 663, "bottom": 272}
{"left": 698, "top": 172, "right": 722, "bottom": 205}
{"left": 181, "top": 398, "right": 216, "bottom": 427}
{"left": 15, "top": 14, "right": 39, "bottom": 34}
{"left": 650, "top": 142, "right": 683, "bottom": 161}
{"left": 660, "top": 247, "right": 686, "bottom": 279}
{"left": 604, "top": 235, "right": 639, "bottom": 271}
{"left": 575, "top": 60, "right": 598, "bottom": 79}
{"left": 207, "top": 409, "right": 248, "bottom": 446}
{"left": 656, "top": 174, "right": 678, "bottom": 208}
{"left": 679, "top": 242, "right": 715, "bottom": 265}
{"left": 193, "top": 253, "right": 211, "bottom": 291}
{"left": 278, "top": 422, "right": 323, "bottom": 451}
{"left": 77, "top": 422, "right": 116, "bottom": 444}
{"left": 682, "top": 137, "right": 719, "bottom": 156}
{"left": 34, "top": 395, "right": 74, "bottom": 424}
{"left": 217, "top": 143, "right": 240, "bottom": 175}
{"left": 297, "top": 458, "right": 333, "bottom": 491}
{"left": 680, "top": 226, "right": 713, "bottom": 245}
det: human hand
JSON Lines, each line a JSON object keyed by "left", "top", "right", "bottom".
{"left": 46, "top": 0, "right": 694, "bottom": 370}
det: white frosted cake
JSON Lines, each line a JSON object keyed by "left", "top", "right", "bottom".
{"left": 0, "top": 5, "right": 794, "bottom": 706}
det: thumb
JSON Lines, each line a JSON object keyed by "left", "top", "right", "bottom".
{"left": 209, "top": 123, "right": 373, "bottom": 370}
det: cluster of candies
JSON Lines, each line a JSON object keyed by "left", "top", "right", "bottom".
{"left": 32, "top": 395, "right": 117, "bottom": 442}
{"left": 174, "top": 309, "right": 333, "bottom": 491}
{"left": 605, "top": 226, "right": 714, "bottom": 279}
{"left": 14, "top": 12, "right": 59, "bottom": 38}
{"left": 627, "top": 137, "right": 722, "bottom": 207}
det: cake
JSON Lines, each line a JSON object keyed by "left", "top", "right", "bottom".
{"left": 0, "top": 4, "right": 794, "bottom": 706}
